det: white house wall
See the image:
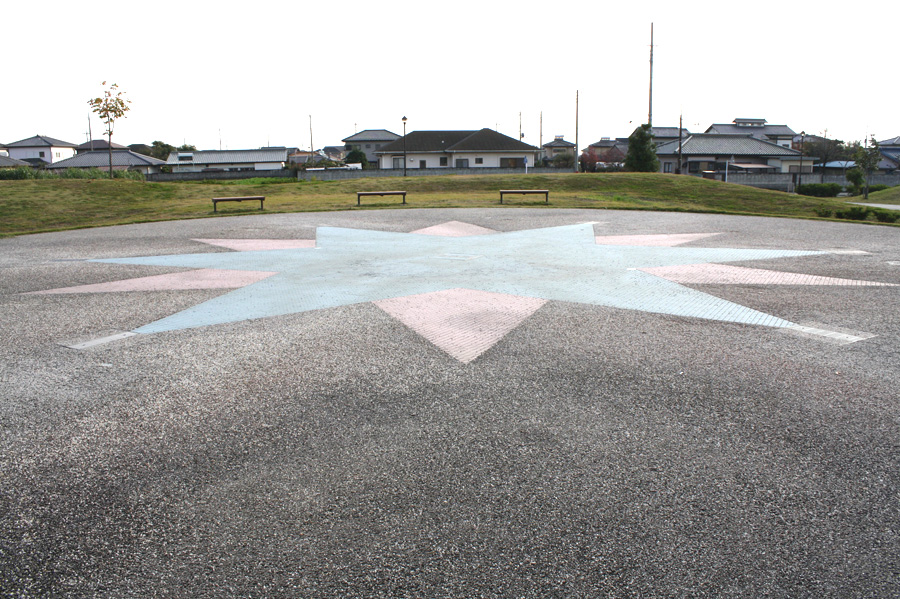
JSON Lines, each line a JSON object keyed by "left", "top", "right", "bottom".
{"left": 8, "top": 146, "right": 76, "bottom": 164}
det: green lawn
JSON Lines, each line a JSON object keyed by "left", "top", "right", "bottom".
{"left": 0, "top": 172, "right": 895, "bottom": 237}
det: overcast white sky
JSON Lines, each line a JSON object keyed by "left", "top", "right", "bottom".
{"left": 3, "top": 1, "right": 896, "bottom": 152}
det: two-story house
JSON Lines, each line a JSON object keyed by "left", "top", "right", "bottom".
{"left": 5, "top": 135, "right": 77, "bottom": 165}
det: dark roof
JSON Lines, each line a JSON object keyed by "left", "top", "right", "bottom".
{"left": 543, "top": 138, "right": 576, "bottom": 148}
{"left": 0, "top": 154, "right": 30, "bottom": 168}
{"left": 646, "top": 127, "right": 691, "bottom": 139}
{"left": 76, "top": 139, "right": 127, "bottom": 151}
{"left": 342, "top": 129, "right": 400, "bottom": 143}
{"left": 879, "top": 135, "right": 900, "bottom": 147}
{"left": 705, "top": 122, "right": 796, "bottom": 139}
{"left": 377, "top": 129, "right": 538, "bottom": 154}
{"left": 656, "top": 134, "right": 802, "bottom": 157}
{"left": 47, "top": 150, "right": 165, "bottom": 169}
{"left": 7, "top": 135, "right": 78, "bottom": 148}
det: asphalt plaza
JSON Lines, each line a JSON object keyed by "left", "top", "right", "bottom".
{"left": 1, "top": 208, "right": 899, "bottom": 597}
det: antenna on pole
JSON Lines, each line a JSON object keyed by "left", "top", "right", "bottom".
{"left": 519, "top": 112, "right": 523, "bottom": 140}
{"left": 87, "top": 115, "right": 93, "bottom": 150}
{"left": 309, "top": 115, "right": 314, "bottom": 152}
{"left": 648, "top": 23, "right": 654, "bottom": 127}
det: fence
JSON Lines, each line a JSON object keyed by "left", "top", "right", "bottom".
{"left": 711, "top": 173, "right": 900, "bottom": 192}
{"left": 296, "top": 166, "right": 561, "bottom": 181}
{"left": 147, "top": 169, "right": 294, "bottom": 182}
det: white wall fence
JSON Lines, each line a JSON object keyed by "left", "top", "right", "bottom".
{"left": 297, "top": 167, "right": 562, "bottom": 181}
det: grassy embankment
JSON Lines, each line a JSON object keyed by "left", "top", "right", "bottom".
{"left": 1, "top": 172, "right": 897, "bottom": 237}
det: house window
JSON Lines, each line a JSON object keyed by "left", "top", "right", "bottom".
{"left": 499, "top": 157, "right": 524, "bottom": 168}
{"left": 475, "top": 157, "right": 483, "bottom": 164}
{"left": 419, "top": 160, "right": 426, "bottom": 169}
{"left": 365, "top": 144, "right": 371, "bottom": 148}
{"left": 688, "top": 162, "right": 700, "bottom": 173}
{"left": 440, "top": 157, "right": 448, "bottom": 166}
{"left": 39, "top": 151, "right": 45, "bottom": 158}
{"left": 456, "top": 159, "right": 469, "bottom": 168}
{"left": 392, "top": 156, "right": 403, "bottom": 169}
{"left": 663, "top": 162, "right": 673, "bottom": 173}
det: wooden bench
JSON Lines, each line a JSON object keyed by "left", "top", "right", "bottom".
{"left": 357, "top": 191, "right": 407, "bottom": 205}
{"left": 212, "top": 196, "right": 265, "bottom": 212}
{"left": 499, "top": 189, "right": 549, "bottom": 204}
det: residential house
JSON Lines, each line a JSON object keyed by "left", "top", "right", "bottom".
{"left": 76, "top": 139, "right": 127, "bottom": 153}
{"left": 165, "top": 148, "right": 289, "bottom": 173}
{"left": 5, "top": 135, "right": 77, "bottom": 165}
{"left": 47, "top": 150, "right": 165, "bottom": 175}
{"left": 342, "top": 129, "right": 400, "bottom": 164}
{"left": 583, "top": 138, "right": 628, "bottom": 166}
{"left": 541, "top": 135, "right": 576, "bottom": 164}
{"left": 705, "top": 118, "right": 796, "bottom": 148}
{"left": 655, "top": 134, "right": 807, "bottom": 175}
{"left": 376, "top": 128, "right": 539, "bottom": 170}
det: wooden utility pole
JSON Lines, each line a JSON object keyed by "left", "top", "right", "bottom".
{"left": 648, "top": 23, "right": 654, "bottom": 127}
{"left": 575, "top": 90, "right": 579, "bottom": 173}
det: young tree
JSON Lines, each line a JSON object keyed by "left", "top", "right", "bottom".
{"left": 852, "top": 136, "right": 881, "bottom": 200}
{"left": 624, "top": 124, "right": 659, "bottom": 172}
{"left": 88, "top": 82, "right": 131, "bottom": 178}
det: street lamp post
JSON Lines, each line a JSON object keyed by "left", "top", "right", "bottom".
{"left": 402, "top": 116, "right": 407, "bottom": 177}
{"left": 798, "top": 131, "right": 805, "bottom": 191}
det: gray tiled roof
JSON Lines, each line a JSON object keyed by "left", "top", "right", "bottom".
{"left": 0, "top": 154, "right": 30, "bottom": 167}
{"left": 342, "top": 129, "right": 400, "bottom": 143}
{"left": 656, "top": 134, "right": 801, "bottom": 157}
{"left": 705, "top": 123, "right": 796, "bottom": 139}
{"left": 647, "top": 127, "right": 691, "bottom": 139}
{"left": 47, "top": 150, "right": 165, "bottom": 169}
{"left": 165, "top": 149, "right": 289, "bottom": 165}
{"left": 76, "top": 139, "right": 127, "bottom": 151}
{"left": 7, "top": 135, "right": 78, "bottom": 148}
{"left": 377, "top": 129, "right": 538, "bottom": 154}
{"left": 543, "top": 138, "right": 576, "bottom": 148}
{"left": 879, "top": 136, "right": 900, "bottom": 146}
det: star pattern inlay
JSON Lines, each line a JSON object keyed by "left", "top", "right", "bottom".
{"left": 35, "top": 222, "right": 893, "bottom": 361}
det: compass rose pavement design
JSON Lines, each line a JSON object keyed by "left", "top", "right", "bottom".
{"left": 34, "top": 220, "right": 894, "bottom": 362}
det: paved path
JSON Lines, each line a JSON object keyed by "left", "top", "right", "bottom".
{"left": 2, "top": 209, "right": 899, "bottom": 597}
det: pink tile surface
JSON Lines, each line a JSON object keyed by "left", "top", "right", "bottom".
{"left": 31, "top": 269, "right": 277, "bottom": 294}
{"left": 374, "top": 288, "right": 547, "bottom": 363}
{"left": 411, "top": 221, "right": 498, "bottom": 237}
{"left": 193, "top": 239, "right": 316, "bottom": 251}
{"left": 594, "top": 233, "right": 723, "bottom": 247}
{"left": 640, "top": 263, "right": 898, "bottom": 286}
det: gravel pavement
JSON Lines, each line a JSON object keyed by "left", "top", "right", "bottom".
{"left": 1, "top": 209, "right": 899, "bottom": 598}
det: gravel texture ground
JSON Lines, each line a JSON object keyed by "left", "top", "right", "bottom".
{"left": 1, "top": 208, "right": 898, "bottom": 598}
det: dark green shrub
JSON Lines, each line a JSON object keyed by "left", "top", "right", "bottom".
{"left": 0, "top": 166, "right": 35, "bottom": 180}
{"left": 872, "top": 209, "right": 900, "bottom": 223}
{"left": 868, "top": 184, "right": 890, "bottom": 193}
{"left": 834, "top": 206, "right": 870, "bottom": 220}
{"left": 813, "top": 206, "right": 833, "bottom": 218}
{"left": 797, "top": 183, "right": 842, "bottom": 197}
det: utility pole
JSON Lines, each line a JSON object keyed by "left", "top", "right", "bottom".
{"left": 519, "top": 112, "right": 523, "bottom": 140}
{"left": 677, "top": 113, "right": 683, "bottom": 174}
{"left": 87, "top": 115, "right": 93, "bottom": 150}
{"left": 648, "top": 23, "right": 654, "bottom": 127}
{"left": 575, "top": 90, "right": 579, "bottom": 173}
{"left": 309, "top": 115, "right": 314, "bottom": 153}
